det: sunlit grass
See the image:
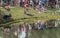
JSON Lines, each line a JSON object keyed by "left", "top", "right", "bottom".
{"left": 0, "top": 7, "right": 60, "bottom": 25}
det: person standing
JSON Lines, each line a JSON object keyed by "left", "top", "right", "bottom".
{"left": 3, "top": 3, "right": 10, "bottom": 11}
{"left": 48, "top": 0, "right": 56, "bottom": 8}
{"left": 29, "top": 0, "right": 33, "bottom": 7}
{"left": 23, "top": 3, "right": 29, "bottom": 14}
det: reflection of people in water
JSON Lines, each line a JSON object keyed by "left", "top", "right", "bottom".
{"left": 3, "top": 28, "right": 10, "bottom": 38}
{"left": 18, "top": 24, "right": 26, "bottom": 38}
{"left": 13, "top": 26, "right": 18, "bottom": 36}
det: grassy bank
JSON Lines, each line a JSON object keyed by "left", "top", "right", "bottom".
{"left": 0, "top": 7, "right": 60, "bottom": 26}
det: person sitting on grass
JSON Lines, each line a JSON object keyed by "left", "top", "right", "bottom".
{"left": 23, "top": 3, "right": 34, "bottom": 16}
{"left": 35, "top": 4, "right": 41, "bottom": 13}
{"left": 29, "top": 0, "right": 33, "bottom": 7}
{"left": 39, "top": 1, "right": 42, "bottom": 12}
{"left": 3, "top": 3, "right": 10, "bottom": 11}
{"left": 41, "top": 4, "right": 46, "bottom": 12}
{"left": 23, "top": 3, "right": 29, "bottom": 14}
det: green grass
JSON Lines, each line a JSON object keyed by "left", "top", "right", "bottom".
{"left": 0, "top": 7, "right": 60, "bottom": 19}
{"left": 0, "top": 7, "right": 60, "bottom": 26}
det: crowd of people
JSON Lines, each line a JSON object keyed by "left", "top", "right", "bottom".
{"left": 0, "top": 0, "right": 60, "bottom": 38}
{"left": 18, "top": 19, "right": 60, "bottom": 31}
{"left": 1, "top": 0, "right": 58, "bottom": 13}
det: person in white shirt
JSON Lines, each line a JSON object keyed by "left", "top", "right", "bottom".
{"left": 39, "top": 1, "right": 42, "bottom": 11}
{"left": 30, "top": 0, "right": 33, "bottom": 7}
{"left": 18, "top": 24, "right": 26, "bottom": 38}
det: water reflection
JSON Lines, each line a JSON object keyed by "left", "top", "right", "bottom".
{"left": 27, "top": 19, "right": 60, "bottom": 30}
{"left": 0, "top": 25, "right": 18, "bottom": 38}
{"left": 0, "top": 19, "right": 60, "bottom": 38}
{"left": 18, "top": 24, "right": 27, "bottom": 38}
{"left": 18, "top": 19, "right": 60, "bottom": 38}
